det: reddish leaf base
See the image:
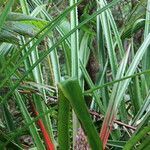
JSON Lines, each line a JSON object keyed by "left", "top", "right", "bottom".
{"left": 30, "top": 100, "right": 54, "bottom": 150}
{"left": 100, "top": 112, "right": 115, "bottom": 150}
{"left": 35, "top": 111, "right": 55, "bottom": 150}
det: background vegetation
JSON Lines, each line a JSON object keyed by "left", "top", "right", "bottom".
{"left": 0, "top": 0, "right": 150, "bottom": 149}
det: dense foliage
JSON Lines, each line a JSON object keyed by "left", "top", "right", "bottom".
{"left": 0, "top": 0, "right": 150, "bottom": 149}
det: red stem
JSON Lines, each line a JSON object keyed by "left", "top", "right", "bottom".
{"left": 31, "top": 102, "right": 54, "bottom": 150}
{"left": 35, "top": 111, "right": 55, "bottom": 150}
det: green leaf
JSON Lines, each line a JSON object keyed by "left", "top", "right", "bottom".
{"left": 0, "top": 29, "right": 18, "bottom": 44}
{"left": 142, "top": 0, "right": 150, "bottom": 89}
{"left": 6, "top": 12, "right": 43, "bottom": 21}
{"left": 0, "top": 0, "right": 14, "bottom": 31}
{"left": 123, "top": 125, "right": 150, "bottom": 150}
{"left": 59, "top": 78, "right": 103, "bottom": 150}
{"left": 58, "top": 87, "right": 70, "bottom": 150}
{"left": 14, "top": 91, "right": 45, "bottom": 150}
{"left": 0, "top": 130, "right": 22, "bottom": 150}
{"left": 4, "top": 21, "right": 38, "bottom": 37}
{"left": 107, "top": 140, "right": 126, "bottom": 148}
{"left": 2, "top": 104, "right": 15, "bottom": 132}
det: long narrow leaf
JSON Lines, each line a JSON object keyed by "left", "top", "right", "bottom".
{"left": 0, "top": 0, "right": 123, "bottom": 105}
{"left": 59, "top": 78, "right": 103, "bottom": 150}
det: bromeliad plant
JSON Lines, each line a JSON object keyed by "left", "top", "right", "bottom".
{"left": 0, "top": 0, "right": 150, "bottom": 149}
